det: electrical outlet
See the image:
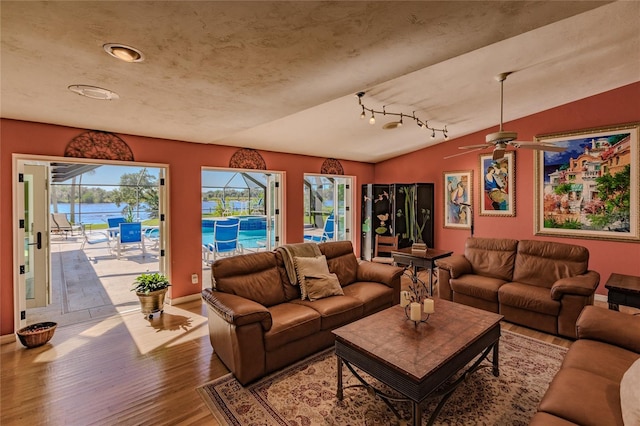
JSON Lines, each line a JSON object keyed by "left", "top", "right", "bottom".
{"left": 191, "top": 273, "right": 199, "bottom": 284}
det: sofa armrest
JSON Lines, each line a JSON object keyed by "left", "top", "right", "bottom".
{"left": 357, "top": 261, "right": 404, "bottom": 287}
{"left": 550, "top": 270, "right": 600, "bottom": 300}
{"left": 576, "top": 305, "right": 640, "bottom": 353}
{"left": 201, "top": 288, "right": 273, "bottom": 331}
{"left": 435, "top": 254, "right": 472, "bottom": 279}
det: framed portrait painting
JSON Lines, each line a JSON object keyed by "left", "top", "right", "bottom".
{"left": 443, "top": 170, "right": 472, "bottom": 229}
{"left": 534, "top": 122, "right": 639, "bottom": 242}
{"left": 479, "top": 152, "right": 515, "bottom": 216}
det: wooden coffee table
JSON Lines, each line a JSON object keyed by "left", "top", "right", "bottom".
{"left": 333, "top": 299, "right": 503, "bottom": 426}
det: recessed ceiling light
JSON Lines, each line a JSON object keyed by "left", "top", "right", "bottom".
{"left": 68, "top": 85, "right": 120, "bottom": 100}
{"left": 103, "top": 43, "right": 144, "bottom": 63}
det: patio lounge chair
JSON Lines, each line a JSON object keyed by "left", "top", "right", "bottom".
{"left": 304, "top": 211, "right": 334, "bottom": 242}
{"left": 202, "top": 218, "right": 243, "bottom": 264}
{"left": 50, "top": 213, "right": 82, "bottom": 238}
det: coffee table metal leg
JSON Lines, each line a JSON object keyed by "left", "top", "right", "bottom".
{"left": 336, "top": 356, "right": 343, "bottom": 400}
{"left": 412, "top": 401, "right": 422, "bottom": 426}
{"left": 493, "top": 340, "right": 500, "bottom": 377}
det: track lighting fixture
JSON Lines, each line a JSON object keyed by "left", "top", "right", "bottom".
{"left": 355, "top": 92, "right": 448, "bottom": 139}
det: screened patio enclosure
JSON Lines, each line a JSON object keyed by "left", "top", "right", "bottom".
{"left": 201, "top": 171, "right": 267, "bottom": 216}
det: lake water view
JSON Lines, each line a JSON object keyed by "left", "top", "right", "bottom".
{"left": 52, "top": 201, "right": 220, "bottom": 224}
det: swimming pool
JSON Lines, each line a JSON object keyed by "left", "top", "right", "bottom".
{"left": 202, "top": 228, "right": 267, "bottom": 249}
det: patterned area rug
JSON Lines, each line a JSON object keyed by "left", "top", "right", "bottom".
{"left": 197, "top": 330, "right": 566, "bottom": 425}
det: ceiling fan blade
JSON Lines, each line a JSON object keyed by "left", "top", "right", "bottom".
{"left": 458, "top": 143, "right": 492, "bottom": 150}
{"left": 512, "top": 143, "right": 565, "bottom": 152}
{"left": 444, "top": 147, "right": 486, "bottom": 159}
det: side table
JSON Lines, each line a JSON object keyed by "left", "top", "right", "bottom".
{"left": 604, "top": 273, "right": 640, "bottom": 311}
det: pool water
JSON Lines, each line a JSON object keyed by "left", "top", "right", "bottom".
{"left": 202, "top": 229, "right": 267, "bottom": 249}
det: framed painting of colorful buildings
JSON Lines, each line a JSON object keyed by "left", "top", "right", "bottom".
{"left": 534, "top": 123, "right": 639, "bottom": 242}
{"left": 479, "top": 151, "right": 515, "bottom": 216}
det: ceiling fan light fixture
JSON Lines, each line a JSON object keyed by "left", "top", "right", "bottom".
{"left": 103, "top": 43, "right": 145, "bottom": 63}
{"left": 485, "top": 130, "right": 517, "bottom": 144}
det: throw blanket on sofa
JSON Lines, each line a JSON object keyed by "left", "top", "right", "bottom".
{"left": 277, "top": 243, "right": 322, "bottom": 285}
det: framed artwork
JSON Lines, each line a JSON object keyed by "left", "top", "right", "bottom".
{"left": 444, "top": 170, "right": 472, "bottom": 229}
{"left": 479, "top": 152, "right": 515, "bottom": 216}
{"left": 534, "top": 122, "right": 639, "bottom": 242}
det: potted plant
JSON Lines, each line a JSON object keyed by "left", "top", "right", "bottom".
{"left": 131, "top": 272, "right": 170, "bottom": 319}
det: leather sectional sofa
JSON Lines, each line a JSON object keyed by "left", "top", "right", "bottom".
{"left": 530, "top": 306, "right": 640, "bottom": 425}
{"left": 201, "top": 240, "right": 403, "bottom": 385}
{"left": 436, "top": 237, "right": 599, "bottom": 338}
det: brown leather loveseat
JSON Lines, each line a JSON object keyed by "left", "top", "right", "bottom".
{"left": 436, "top": 237, "right": 599, "bottom": 339}
{"left": 530, "top": 306, "right": 640, "bottom": 425}
{"left": 201, "top": 240, "right": 403, "bottom": 385}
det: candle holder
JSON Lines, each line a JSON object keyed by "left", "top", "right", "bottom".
{"left": 400, "top": 279, "right": 435, "bottom": 327}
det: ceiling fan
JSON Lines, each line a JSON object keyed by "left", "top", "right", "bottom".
{"left": 447, "top": 72, "right": 565, "bottom": 160}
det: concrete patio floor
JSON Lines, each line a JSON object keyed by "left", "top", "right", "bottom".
{"left": 27, "top": 231, "right": 162, "bottom": 327}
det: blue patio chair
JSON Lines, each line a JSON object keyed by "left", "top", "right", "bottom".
{"left": 203, "top": 218, "right": 243, "bottom": 263}
{"left": 107, "top": 217, "right": 127, "bottom": 239}
{"left": 114, "top": 222, "right": 146, "bottom": 259}
{"left": 304, "top": 212, "right": 335, "bottom": 242}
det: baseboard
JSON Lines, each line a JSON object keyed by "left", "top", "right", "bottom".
{"left": 168, "top": 292, "right": 202, "bottom": 305}
{"left": 594, "top": 293, "right": 607, "bottom": 303}
{"left": 1, "top": 333, "right": 16, "bottom": 345}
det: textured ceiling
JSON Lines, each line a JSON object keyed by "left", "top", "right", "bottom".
{"left": 1, "top": 1, "right": 639, "bottom": 163}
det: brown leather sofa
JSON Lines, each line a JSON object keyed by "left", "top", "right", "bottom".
{"left": 436, "top": 238, "right": 599, "bottom": 338}
{"left": 530, "top": 306, "right": 640, "bottom": 425}
{"left": 201, "top": 240, "right": 403, "bottom": 385}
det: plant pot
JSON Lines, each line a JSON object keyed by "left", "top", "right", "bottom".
{"left": 17, "top": 321, "right": 57, "bottom": 348}
{"left": 136, "top": 288, "right": 167, "bottom": 318}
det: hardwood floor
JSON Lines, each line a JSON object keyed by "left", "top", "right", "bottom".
{"left": 1, "top": 300, "right": 226, "bottom": 426}
{"left": 1, "top": 297, "right": 630, "bottom": 425}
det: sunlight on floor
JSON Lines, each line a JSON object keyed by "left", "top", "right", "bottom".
{"left": 123, "top": 305, "right": 209, "bottom": 355}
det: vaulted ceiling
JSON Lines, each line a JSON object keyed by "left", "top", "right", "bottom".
{"left": 1, "top": 1, "right": 639, "bottom": 163}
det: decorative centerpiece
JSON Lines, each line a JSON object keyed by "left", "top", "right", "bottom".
{"left": 131, "top": 272, "right": 170, "bottom": 319}
{"left": 400, "top": 280, "right": 434, "bottom": 326}
{"left": 17, "top": 321, "right": 57, "bottom": 348}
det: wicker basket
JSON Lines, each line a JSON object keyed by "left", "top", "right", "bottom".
{"left": 17, "top": 321, "right": 57, "bottom": 348}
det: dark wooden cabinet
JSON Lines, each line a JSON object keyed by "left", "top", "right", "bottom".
{"left": 361, "top": 183, "right": 434, "bottom": 260}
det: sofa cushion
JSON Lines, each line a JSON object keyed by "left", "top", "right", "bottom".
{"left": 211, "top": 251, "right": 287, "bottom": 307}
{"left": 538, "top": 367, "right": 623, "bottom": 426}
{"left": 342, "top": 281, "right": 393, "bottom": 315}
{"left": 264, "top": 303, "right": 321, "bottom": 351}
{"left": 294, "top": 255, "right": 331, "bottom": 300}
{"left": 498, "top": 282, "right": 560, "bottom": 316}
{"left": 513, "top": 240, "right": 588, "bottom": 288}
{"left": 562, "top": 339, "right": 639, "bottom": 383}
{"left": 463, "top": 237, "right": 518, "bottom": 281}
{"left": 292, "top": 296, "right": 363, "bottom": 330}
{"left": 450, "top": 274, "right": 507, "bottom": 302}
{"left": 304, "top": 273, "right": 344, "bottom": 301}
{"left": 319, "top": 240, "right": 358, "bottom": 285}
{"left": 621, "top": 358, "right": 640, "bottom": 426}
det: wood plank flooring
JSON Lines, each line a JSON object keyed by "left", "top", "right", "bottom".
{"left": 1, "top": 298, "right": 629, "bottom": 425}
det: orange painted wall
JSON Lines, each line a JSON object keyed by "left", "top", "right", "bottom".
{"left": 0, "top": 120, "right": 374, "bottom": 335}
{"left": 374, "top": 82, "right": 640, "bottom": 295}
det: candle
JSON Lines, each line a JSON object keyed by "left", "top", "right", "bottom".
{"left": 410, "top": 302, "right": 422, "bottom": 321}
{"left": 423, "top": 298, "right": 435, "bottom": 314}
{"left": 400, "top": 291, "right": 410, "bottom": 307}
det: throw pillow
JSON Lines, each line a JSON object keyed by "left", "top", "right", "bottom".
{"left": 294, "top": 255, "right": 330, "bottom": 300}
{"left": 305, "top": 273, "right": 344, "bottom": 301}
{"left": 621, "top": 357, "right": 640, "bottom": 426}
